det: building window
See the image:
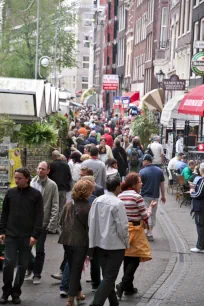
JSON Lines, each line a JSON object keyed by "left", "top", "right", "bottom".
{"left": 83, "top": 35, "right": 90, "bottom": 48}
{"left": 160, "top": 7, "right": 168, "bottom": 48}
{"left": 118, "top": 5, "right": 126, "bottom": 32}
{"left": 82, "top": 83, "right": 88, "bottom": 89}
{"left": 83, "top": 56, "right": 89, "bottom": 68}
{"left": 118, "top": 38, "right": 125, "bottom": 67}
{"left": 84, "top": 13, "right": 93, "bottom": 27}
{"left": 82, "top": 77, "right": 88, "bottom": 82}
{"left": 147, "top": 0, "right": 154, "bottom": 24}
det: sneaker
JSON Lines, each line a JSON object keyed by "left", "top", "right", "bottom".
{"left": 147, "top": 235, "right": 154, "bottom": 242}
{"left": 190, "top": 247, "right": 204, "bottom": 253}
{"left": 24, "top": 270, "right": 33, "bottom": 280}
{"left": 116, "top": 284, "right": 124, "bottom": 299}
{"left": 33, "top": 277, "right": 41, "bottom": 285}
{"left": 124, "top": 287, "right": 138, "bottom": 296}
{"left": 51, "top": 271, "right": 63, "bottom": 281}
{"left": 60, "top": 290, "right": 68, "bottom": 298}
{"left": 0, "top": 295, "right": 9, "bottom": 305}
{"left": 12, "top": 296, "right": 21, "bottom": 304}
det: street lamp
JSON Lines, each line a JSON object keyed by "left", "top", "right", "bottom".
{"left": 38, "top": 56, "right": 51, "bottom": 79}
{"left": 156, "top": 69, "right": 165, "bottom": 88}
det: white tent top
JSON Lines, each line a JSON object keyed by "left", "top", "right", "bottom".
{"left": 160, "top": 95, "right": 199, "bottom": 127}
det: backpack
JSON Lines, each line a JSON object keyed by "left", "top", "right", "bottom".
{"left": 129, "top": 148, "right": 140, "bottom": 166}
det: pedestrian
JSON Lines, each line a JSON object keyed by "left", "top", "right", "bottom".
{"left": 89, "top": 176, "right": 129, "bottom": 306}
{"left": 190, "top": 163, "right": 204, "bottom": 253}
{"left": 69, "top": 152, "right": 82, "bottom": 184}
{"left": 147, "top": 136, "right": 164, "bottom": 167}
{"left": 121, "top": 134, "right": 130, "bottom": 150}
{"left": 78, "top": 122, "right": 88, "bottom": 137}
{"left": 175, "top": 155, "right": 188, "bottom": 174}
{"left": 167, "top": 152, "right": 184, "bottom": 181}
{"left": 102, "top": 128, "right": 114, "bottom": 148}
{"left": 98, "top": 145, "right": 108, "bottom": 163}
{"left": 127, "top": 138, "right": 144, "bottom": 173}
{"left": 81, "top": 147, "right": 106, "bottom": 189}
{"left": 112, "top": 138, "right": 128, "bottom": 180}
{"left": 139, "top": 154, "right": 166, "bottom": 241}
{"left": 116, "top": 173, "right": 154, "bottom": 299}
{"left": 25, "top": 162, "right": 59, "bottom": 284}
{"left": 87, "top": 130, "right": 98, "bottom": 145}
{"left": 58, "top": 180, "right": 94, "bottom": 306}
{"left": 98, "top": 138, "right": 114, "bottom": 159}
{"left": 105, "top": 158, "right": 120, "bottom": 180}
{"left": 0, "top": 168, "right": 44, "bottom": 304}
{"left": 49, "top": 150, "right": 72, "bottom": 225}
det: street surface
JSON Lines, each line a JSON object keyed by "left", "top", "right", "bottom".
{"left": 0, "top": 189, "right": 203, "bottom": 305}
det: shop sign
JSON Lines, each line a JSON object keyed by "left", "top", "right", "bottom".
{"left": 163, "top": 74, "right": 186, "bottom": 91}
{"left": 194, "top": 41, "right": 204, "bottom": 49}
{"left": 191, "top": 52, "right": 204, "bottom": 76}
{"left": 122, "top": 97, "right": 129, "bottom": 108}
{"left": 114, "top": 97, "right": 120, "bottom": 106}
{"left": 103, "top": 75, "right": 119, "bottom": 91}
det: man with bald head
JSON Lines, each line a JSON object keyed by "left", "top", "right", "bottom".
{"left": 26, "top": 161, "right": 59, "bottom": 284}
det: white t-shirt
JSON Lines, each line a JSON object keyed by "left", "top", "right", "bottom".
{"left": 149, "top": 142, "right": 164, "bottom": 165}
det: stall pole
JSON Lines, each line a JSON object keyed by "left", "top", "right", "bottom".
{"left": 200, "top": 116, "right": 203, "bottom": 142}
{"left": 172, "top": 118, "right": 176, "bottom": 157}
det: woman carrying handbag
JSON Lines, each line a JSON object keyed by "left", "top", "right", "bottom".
{"left": 116, "top": 173, "right": 156, "bottom": 299}
{"left": 58, "top": 180, "right": 94, "bottom": 306}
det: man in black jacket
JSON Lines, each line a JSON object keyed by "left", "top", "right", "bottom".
{"left": 49, "top": 150, "right": 72, "bottom": 221}
{"left": 0, "top": 168, "right": 44, "bottom": 304}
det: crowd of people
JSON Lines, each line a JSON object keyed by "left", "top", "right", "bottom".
{"left": 5, "top": 108, "right": 204, "bottom": 306}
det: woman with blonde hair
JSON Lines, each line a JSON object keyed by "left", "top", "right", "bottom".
{"left": 58, "top": 180, "right": 94, "bottom": 306}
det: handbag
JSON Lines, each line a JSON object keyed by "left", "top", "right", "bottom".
{"left": 125, "top": 221, "right": 152, "bottom": 262}
{"left": 145, "top": 144, "right": 154, "bottom": 157}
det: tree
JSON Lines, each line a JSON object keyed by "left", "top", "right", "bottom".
{"left": 0, "top": 0, "right": 78, "bottom": 78}
{"left": 132, "top": 107, "right": 159, "bottom": 149}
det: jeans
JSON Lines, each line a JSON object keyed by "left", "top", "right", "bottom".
{"left": 195, "top": 212, "right": 204, "bottom": 250}
{"left": 27, "top": 229, "right": 47, "bottom": 277}
{"left": 60, "top": 262, "right": 70, "bottom": 292}
{"left": 90, "top": 248, "right": 125, "bottom": 306}
{"left": 63, "top": 245, "right": 87, "bottom": 297}
{"left": 60, "top": 252, "right": 67, "bottom": 272}
{"left": 91, "top": 248, "right": 101, "bottom": 289}
{"left": 3, "top": 236, "right": 31, "bottom": 297}
{"left": 120, "top": 256, "right": 140, "bottom": 291}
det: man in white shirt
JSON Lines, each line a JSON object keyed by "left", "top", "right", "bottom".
{"left": 148, "top": 136, "right": 164, "bottom": 167}
{"left": 167, "top": 152, "right": 184, "bottom": 180}
{"left": 89, "top": 176, "right": 129, "bottom": 306}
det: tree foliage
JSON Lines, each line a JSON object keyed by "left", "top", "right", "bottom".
{"left": 132, "top": 107, "right": 159, "bottom": 149}
{"left": 0, "top": 0, "right": 77, "bottom": 78}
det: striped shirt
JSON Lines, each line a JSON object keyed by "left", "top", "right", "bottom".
{"left": 118, "top": 190, "right": 148, "bottom": 222}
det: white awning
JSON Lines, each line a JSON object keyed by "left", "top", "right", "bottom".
{"left": 141, "top": 89, "right": 164, "bottom": 112}
{"left": 160, "top": 95, "right": 199, "bottom": 127}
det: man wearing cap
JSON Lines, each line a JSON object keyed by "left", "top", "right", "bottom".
{"left": 139, "top": 154, "right": 166, "bottom": 241}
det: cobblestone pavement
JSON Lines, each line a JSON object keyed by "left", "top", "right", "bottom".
{"left": 1, "top": 188, "right": 202, "bottom": 306}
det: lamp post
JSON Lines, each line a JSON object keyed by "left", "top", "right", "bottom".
{"left": 156, "top": 69, "right": 165, "bottom": 143}
{"left": 35, "top": 0, "right": 40, "bottom": 79}
{"left": 156, "top": 69, "right": 165, "bottom": 88}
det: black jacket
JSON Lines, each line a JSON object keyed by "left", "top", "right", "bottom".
{"left": 191, "top": 177, "right": 204, "bottom": 213}
{"left": 112, "top": 146, "right": 128, "bottom": 177}
{"left": 0, "top": 186, "right": 44, "bottom": 239}
{"left": 49, "top": 160, "right": 72, "bottom": 191}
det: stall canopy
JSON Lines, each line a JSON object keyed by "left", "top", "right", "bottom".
{"left": 121, "top": 92, "right": 140, "bottom": 103}
{"left": 161, "top": 95, "right": 199, "bottom": 127}
{"left": 141, "top": 89, "right": 164, "bottom": 112}
{"left": 178, "top": 84, "right": 204, "bottom": 116}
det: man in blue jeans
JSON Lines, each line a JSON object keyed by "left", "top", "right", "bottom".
{"left": 26, "top": 161, "right": 59, "bottom": 285}
{"left": 0, "top": 168, "right": 44, "bottom": 304}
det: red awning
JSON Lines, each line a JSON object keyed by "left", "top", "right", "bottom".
{"left": 178, "top": 85, "right": 204, "bottom": 116}
{"left": 122, "top": 92, "right": 140, "bottom": 103}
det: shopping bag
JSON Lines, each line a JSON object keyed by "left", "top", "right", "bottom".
{"left": 125, "top": 221, "right": 152, "bottom": 262}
